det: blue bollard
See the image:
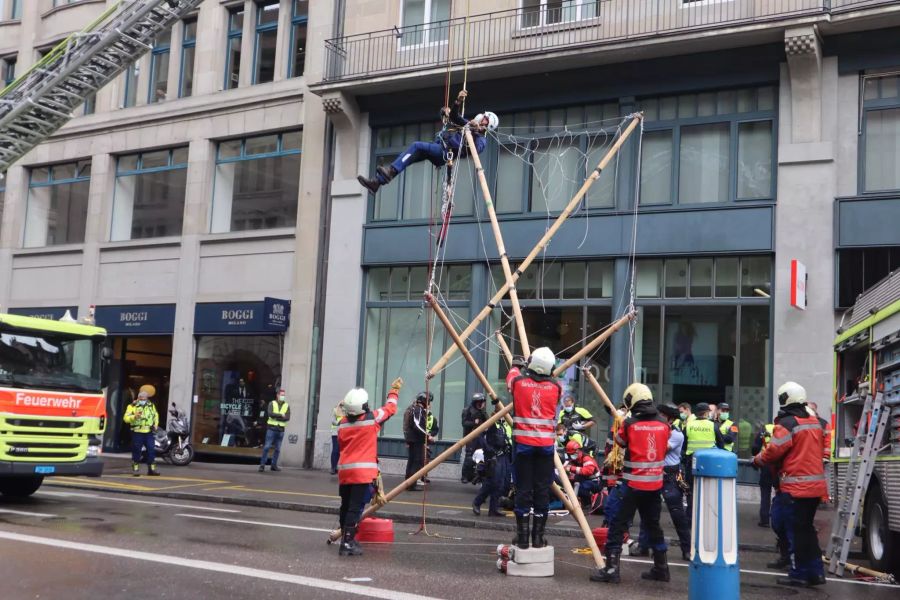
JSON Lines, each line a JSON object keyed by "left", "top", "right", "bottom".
{"left": 689, "top": 449, "right": 739, "bottom": 600}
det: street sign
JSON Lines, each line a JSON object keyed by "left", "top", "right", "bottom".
{"left": 790, "top": 259, "right": 807, "bottom": 310}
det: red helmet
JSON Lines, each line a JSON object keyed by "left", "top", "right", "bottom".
{"left": 565, "top": 440, "right": 582, "bottom": 458}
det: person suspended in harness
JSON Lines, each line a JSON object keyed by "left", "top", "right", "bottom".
{"left": 357, "top": 89, "right": 498, "bottom": 195}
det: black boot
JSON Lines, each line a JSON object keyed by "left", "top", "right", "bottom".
{"left": 357, "top": 175, "right": 381, "bottom": 195}
{"left": 377, "top": 165, "right": 398, "bottom": 183}
{"left": 338, "top": 526, "right": 363, "bottom": 557}
{"left": 513, "top": 514, "right": 530, "bottom": 549}
{"left": 641, "top": 550, "right": 670, "bottom": 582}
{"left": 590, "top": 551, "right": 620, "bottom": 583}
{"left": 766, "top": 555, "right": 791, "bottom": 570}
{"left": 531, "top": 514, "right": 548, "bottom": 549}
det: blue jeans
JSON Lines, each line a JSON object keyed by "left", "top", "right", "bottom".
{"left": 382, "top": 142, "right": 446, "bottom": 182}
{"left": 131, "top": 431, "right": 155, "bottom": 464}
{"left": 771, "top": 491, "right": 794, "bottom": 559}
{"left": 330, "top": 434, "right": 340, "bottom": 472}
{"left": 260, "top": 428, "right": 285, "bottom": 467}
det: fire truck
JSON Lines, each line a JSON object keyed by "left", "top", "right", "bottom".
{"left": 832, "top": 269, "right": 900, "bottom": 574}
{"left": 0, "top": 313, "right": 108, "bottom": 497}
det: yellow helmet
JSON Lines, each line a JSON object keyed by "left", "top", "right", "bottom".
{"left": 139, "top": 384, "right": 157, "bottom": 398}
{"left": 622, "top": 382, "right": 653, "bottom": 409}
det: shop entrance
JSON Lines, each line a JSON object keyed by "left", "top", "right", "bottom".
{"left": 103, "top": 336, "right": 173, "bottom": 453}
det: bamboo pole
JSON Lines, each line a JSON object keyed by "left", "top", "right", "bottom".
{"left": 552, "top": 310, "right": 637, "bottom": 378}
{"left": 582, "top": 367, "right": 618, "bottom": 415}
{"left": 466, "top": 128, "right": 530, "bottom": 358}
{"left": 426, "top": 114, "right": 643, "bottom": 379}
{"left": 553, "top": 451, "right": 604, "bottom": 570}
{"left": 495, "top": 330, "right": 513, "bottom": 364}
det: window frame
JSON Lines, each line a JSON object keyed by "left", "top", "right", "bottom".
{"left": 252, "top": 0, "right": 280, "bottom": 85}
{"left": 287, "top": 0, "right": 308, "bottom": 78}
{"left": 122, "top": 63, "right": 138, "bottom": 108}
{"left": 147, "top": 31, "right": 172, "bottom": 104}
{"left": 859, "top": 73, "right": 900, "bottom": 195}
{"left": 398, "top": 0, "right": 451, "bottom": 50}
{"left": 224, "top": 7, "right": 245, "bottom": 90}
{"left": 519, "top": 0, "right": 600, "bottom": 30}
{"left": 2, "top": 55, "right": 15, "bottom": 88}
{"left": 178, "top": 17, "right": 198, "bottom": 98}
{"left": 112, "top": 147, "right": 190, "bottom": 241}
{"left": 24, "top": 159, "right": 93, "bottom": 248}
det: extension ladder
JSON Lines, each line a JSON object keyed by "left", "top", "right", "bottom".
{"left": 0, "top": 0, "right": 203, "bottom": 172}
{"left": 825, "top": 391, "right": 891, "bottom": 576}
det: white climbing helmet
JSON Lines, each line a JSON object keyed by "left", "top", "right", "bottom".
{"left": 777, "top": 381, "right": 807, "bottom": 406}
{"left": 343, "top": 387, "right": 369, "bottom": 416}
{"left": 527, "top": 347, "right": 556, "bottom": 376}
{"left": 476, "top": 111, "right": 499, "bottom": 131}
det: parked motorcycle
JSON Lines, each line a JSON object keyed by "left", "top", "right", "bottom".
{"left": 154, "top": 402, "right": 194, "bottom": 466}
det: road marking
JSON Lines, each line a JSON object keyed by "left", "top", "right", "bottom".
{"left": 0, "top": 508, "right": 57, "bottom": 518}
{"left": 47, "top": 478, "right": 156, "bottom": 492}
{"left": 37, "top": 491, "right": 241, "bottom": 513}
{"left": 0, "top": 530, "right": 443, "bottom": 600}
{"left": 176, "top": 513, "right": 332, "bottom": 532}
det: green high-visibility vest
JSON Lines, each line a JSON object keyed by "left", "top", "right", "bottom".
{"left": 685, "top": 418, "right": 716, "bottom": 455}
{"left": 719, "top": 419, "right": 736, "bottom": 452}
{"left": 737, "top": 419, "right": 752, "bottom": 454}
{"left": 267, "top": 400, "right": 289, "bottom": 429}
{"left": 426, "top": 413, "right": 435, "bottom": 433}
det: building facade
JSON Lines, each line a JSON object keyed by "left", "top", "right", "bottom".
{"left": 0, "top": 0, "right": 328, "bottom": 465}
{"left": 310, "top": 0, "right": 900, "bottom": 478}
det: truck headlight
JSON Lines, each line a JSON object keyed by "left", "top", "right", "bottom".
{"left": 87, "top": 436, "right": 102, "bottom": 457}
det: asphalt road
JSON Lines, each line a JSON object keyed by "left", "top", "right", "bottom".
{"left": 0, "top": 490, "right": 894, "bottom": 600}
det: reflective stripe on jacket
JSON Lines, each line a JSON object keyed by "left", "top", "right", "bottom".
{"left": 124, "top": 401, "right": 159, "bottom": 433}
{"left": 266, "top": 400, "right": 290, "bottom": 429}
{"left": 507, "top": 366, "right": 560, "bottom": 447}
{"left": 719, "top": 419, "right": 738, "bottom": 452}
{"left": 756, "top": 407, "right": 827, "bottom": 498}
{"left": 685, "top": 418, "right": 717, "bottom": 455}
{"left": 615, "top": 411, "right": 670, "bottom": 491}
{"left": 337, "top": 391, "right": 398, "bottom": 485}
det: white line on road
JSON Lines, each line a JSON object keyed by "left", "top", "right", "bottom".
{"left": 37, "top": 491, "right": 241, "bottom": 513}
{"left": 0, "top": 508, "right": 57, "bottom": 518}
{"left": 176, "top": 513, "right": 332, "bottom": 532}
{"left": 0, "top": 530, "right": 446, "bottom": 600}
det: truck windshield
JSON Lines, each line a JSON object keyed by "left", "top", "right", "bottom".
{"left": 0, "top": 330, "right": 102, "bottom": 393}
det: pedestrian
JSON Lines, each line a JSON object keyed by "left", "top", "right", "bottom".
{"left": 357, "top": 89, "right": 497, "bottom": 195}
{"left": 336, "top": 377, "right": 403, "bottom": 556}
{"left": 330, "top": 401, "right": 344, "bottom": 475}
{"left": 717, "top": 402, "right": 739, "bottom": 453}
{"left": 472, "top": 420, "right": 511, "bottom": 517}
{"left": 461, "top": 393, "right": 488, "bottom": 483}
{"left": 124, "top": 390, "right": 160, "bottom": 477}
{"left": 752, "top": 421, "right": 776, "bottom": 527}
{"left": 259, "top": 389, "right": 290, "bottom": 472}
{"left": 403, "top": 391, "right": 431, "bottom": 491}
{"left": 591, "top": 383, "right": 671, "bottom": 584}
{"left": 558, "top": 394, "right": 596, "bottom": 433}
{"left": 563, "top": 440, "right": 601, "bottom": 507}
{"left": 507, "top": 347, "right": 561, "bottom": 549}
{"left": 682, "top": 402, "right": 724, "bottom": 519}
{"left": 752, "top": 381, "right": 827, "bottom": 587}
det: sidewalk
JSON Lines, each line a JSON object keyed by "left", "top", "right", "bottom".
{"left": 43, "top": 455, "right": 830, "bottom": 553}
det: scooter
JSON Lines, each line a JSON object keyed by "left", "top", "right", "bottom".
{"left": 154, "top": 402, "right": 194, "bottom": 466}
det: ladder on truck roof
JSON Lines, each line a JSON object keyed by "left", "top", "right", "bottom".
{"left": 825, "top": 390, "right": 891, "bottom": 577}
{"left": 0, "top": 0, "right": 203, "bottom": 173}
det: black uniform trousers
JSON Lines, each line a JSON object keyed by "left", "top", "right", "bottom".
{"left": 758, "top": 467, "right": 774, "bottom": 524}
{"left": 405, "top": 441, "right": 425, "bottom": 485}
{"left": 513, "top": 449, "right": 554, "bottom": 516}
{"left": 605, "top": 484, "right": 666, "bottom": 556}
{"left": 338, "top": 483, "right": 369, "bottom": 530}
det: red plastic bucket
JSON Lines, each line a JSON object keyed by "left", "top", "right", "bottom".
{"left": 592, "top": 527, "right": 608, "bottom": 551}
{"left": 356, "top": 517, "right": 394, "bottom": 543}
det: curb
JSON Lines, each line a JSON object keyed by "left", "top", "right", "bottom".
{"left": 44, "top": 480, "right": 776, "bottom": 552}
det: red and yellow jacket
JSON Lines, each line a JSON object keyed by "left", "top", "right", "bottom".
{"left": 753, "top": 404, "right": 827, "bottom": 498}
{"left": 337, "top": 390, "right": 398, "bottom": 485}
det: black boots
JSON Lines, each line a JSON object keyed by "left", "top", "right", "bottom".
{"left": 357, "top": 175, "right": 380, "bottom": 194}
{"left": 338, "top": 526, "right": 363, "bottom": 557}
{"left": 641, "top": 550, "right": 670, "bottom": 582}
{"left": 147, "top": 463, "right": 160, "bottom": 477}
{"left": 357, "top": 165, "right": 398, "bottom": 195}
{"left": 767, "top": 555, "right": 791, "bottom": 570}
{"left": 590, "top": 551, "right": 621, "bottom": 583}
{"left": 531, "top": 514, "right": 548, "bottom": 549}
{"left": 378, "top": 165, "right": 398, "bottom": 182}
{"left": 513, "top": 514, "right": 530, "bottom": 549}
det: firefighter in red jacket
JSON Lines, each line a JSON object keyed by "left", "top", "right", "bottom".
{"left": 752, "top": 381, "right": 827, "bottom": 587}
{"left": 335, "top": 376, "right": 403, "bottom": 557}
{"left": 564, "top": 440, "right": 601, "bottom": 506}
{"left": 507, "top": 346, "right": 561, "bottom": 550}
{"left": 592, "top": 383, "right": 671, "bottom": 584}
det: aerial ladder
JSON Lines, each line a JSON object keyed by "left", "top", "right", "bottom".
{"left": 0, "top": 0, "right": 203, "bottom": 173}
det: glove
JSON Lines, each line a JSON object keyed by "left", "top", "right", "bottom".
{"left": 457, "top": 89, "right": 468, "bottom": 102}
{"left": 511, "top": 355, "right": 526, "bottom": 368}
{"left": 572, "top": 422, "right": 585, "bottom": 431}
{"left": 390, "top": 377, "right": 404, "bottom": 392}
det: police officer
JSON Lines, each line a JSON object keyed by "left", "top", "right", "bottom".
{"left": 558, "top": 394, "right": 596, "bottom": 433}
{"left": 675, "top": 402, "right": 694, "bottom": 431}
{"left": 752, "top": 422, "right": 776, "bottom": 528}
{"left": 336, "top": 378, "right": 402, "bottom": 556}
{"left": 592, "top": 383, "right": 671, "bottom": 584}
{"left": 717, "top": 402, "right": 739, "bottom": 453}
{"left": 752, "top": 381, "right": 827, "bottom": 587}
{"left": 507, "top": 347, "right": 561, "bottom": 550}
{"left": 124, "top": 390, "right": 160, "bottom": 477}
{"left": 259, "top": 389, "right": 290, "bottom": 472}
{"left": 461, "top": 393, "right": 488, "bottom": 483}
{"left": 472, "top": 420, "right": 511, "bottom": 517}
{"left": 403, "top": 391, "right": 431, "bottom": 491}
{"left": 683, "top": 402, "right": 724, "bottom": 518}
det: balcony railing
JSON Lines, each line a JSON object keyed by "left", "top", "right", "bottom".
{"left": 322, "top": 0, "right": 899, "bottom": 83}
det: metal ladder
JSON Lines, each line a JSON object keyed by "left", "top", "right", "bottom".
{"left": 0, "top": 0, "right": 203, "bottom": 172}
{"left": 825, "top": 391, "right": 891, "bottom": 576}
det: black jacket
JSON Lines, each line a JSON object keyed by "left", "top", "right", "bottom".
{"left": 462, "top": 404, "right": 487, "bottom": 436}
{"left": 404, "top": 403, "right": 428, "bottom": 443}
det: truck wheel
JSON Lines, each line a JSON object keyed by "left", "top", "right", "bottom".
{"left": 0, "top": 476, "right": 44, "bottom": 498}
{"left": 865, "top": 486, "right": 900, "bottom": 575}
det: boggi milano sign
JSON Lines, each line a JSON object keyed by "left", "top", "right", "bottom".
{"left": 94, "top": 305, "right": 176, "bottom": 335}
{"left": 195, "top": 299, "right": 291, "bottom": 334}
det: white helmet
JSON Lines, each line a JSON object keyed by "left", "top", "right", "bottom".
{"left": 476, "top": 111, "right": 499, "bottom": 131}
{"left": 343, "top": 388, "right": 369, "bottom": 416}
{"left": 777, "top": 381, "right": 806, "bottom": 406}
{"left": 622, "top": 382, "right": 653, "bottom": 410}
{"left": 527, "top": 347, "right": 556, "bottom": 376}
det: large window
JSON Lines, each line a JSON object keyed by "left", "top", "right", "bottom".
{"left": 112, "top": 148, "right": 188, "bottom": 241}
{"left": 192, "top": 335, "right": 282, "bottom": 457}
{"left": 254, "top": 0, "right": 279, "bottom": 84}
{"left": 638, "top": 87, "right": 776, "bottom": 204}
{"left": 863, "top": 75, "right": 900, "bottom": 193}
{"left": 179, "top": 18, "right": 197, "bottom": 98}
{"left": 362, "top": 265, "right": 471, "bottom": 442}
{"left": 837, "top": 247, "right": 900, "bottom": 309}
{"left": 2, "top": 55, "right": 15, "bottom": 88}
{"left": 521, "top": 0, "right": 599, "bottom": 28}
{"left": 288, "top": 0, "right": 308, "bottom": 78}
{"left": 225, "top": 7, "right": 244, "bottom": 89}
{"left": 148, "top": 30, "right": 171, "bottom": 103}
{"left": 635, "top": 256, "right": 771, "bottom": 300}
{"left": 400, "top": 0, "right": 450, "bottom": 47}
{"left": 24, "top": 160, "right": 92, "bottom": 248}
{"left": 212, "top": 131, "right": 302, "bottom": 233}
{"left": 8, "top": 0, "right": 21, "bottom": 20}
